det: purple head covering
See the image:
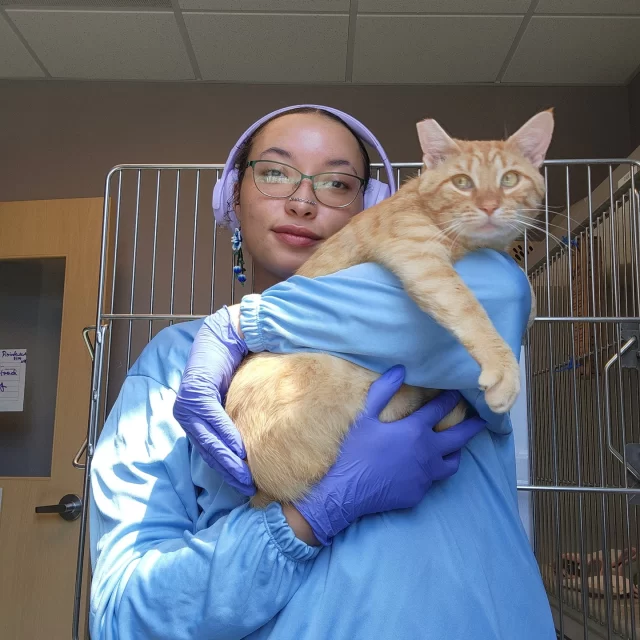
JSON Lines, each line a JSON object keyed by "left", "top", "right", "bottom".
{"left": 212, "top": 104, "right": 396, "bottom": 229}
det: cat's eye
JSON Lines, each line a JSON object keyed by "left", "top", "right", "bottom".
{"left": 501, "top": 171, "right": 520, "bottom": 188}
{"left": 452, "top": 174, "right": 474, "bottom": 190}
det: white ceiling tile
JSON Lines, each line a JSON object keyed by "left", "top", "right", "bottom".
{"left": 0, "top": 14, "right": 44, "bottom": 78}
{"left": 178, "top": 0, "right": 349, "bottom": 11}
{"left": 503, "top": 16, "right": 640, "bottom": 84}
{"left": 184, "top": 12, "right": 348, "bottom": 82}
{"left": 353, "top": 15, "right": 521, "bottom": 83}
{"left": 6, "top": 9, "right": 194, "bottom": 80}
{"left": 359, "top": 0, "right": 529, "bottom": 13}
{"left": 536, "top": 0, "right": 640, "bottom": 15}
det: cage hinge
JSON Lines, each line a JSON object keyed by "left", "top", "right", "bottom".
{"left": 620, "top": 323, "right": 640, "bottom": 370}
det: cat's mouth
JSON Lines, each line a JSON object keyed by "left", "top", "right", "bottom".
{"left": 476, "top": 219, "right": 501, "bottom": 232}
{"left": 464, "top": 215, "right": 516, "bottom": 241}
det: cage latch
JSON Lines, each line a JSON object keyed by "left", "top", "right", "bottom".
{"left": 621, "top": 323, "right": 640, "bottom": 370}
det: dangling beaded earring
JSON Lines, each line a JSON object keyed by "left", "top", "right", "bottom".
{"left": 232, "top": 227, "right": 247, "bottom": 285}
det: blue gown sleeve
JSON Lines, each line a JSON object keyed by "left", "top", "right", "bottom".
{"left": 89, "top": 372, "right": 319, "bottom": 640}
{"left": 239, "top": 249, "right": 531, "bottom": 433}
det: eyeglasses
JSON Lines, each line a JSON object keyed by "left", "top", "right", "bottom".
{"left": 247, "top": 160, "right": 365, "bottom": 209}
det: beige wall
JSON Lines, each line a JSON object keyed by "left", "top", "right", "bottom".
{"left": 0, "top": 80, "right": 632, "bottom": 202}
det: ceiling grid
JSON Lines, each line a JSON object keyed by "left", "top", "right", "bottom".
{"left": 0, "top": 0, "right": 639, "bottom": 84}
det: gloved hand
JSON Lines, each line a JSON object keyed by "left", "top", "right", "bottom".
{"left": 295, "top": 365, "right": 487, "bottom": 545}
{"left": 173, "top": 307, "right": 256, "bottom": 495}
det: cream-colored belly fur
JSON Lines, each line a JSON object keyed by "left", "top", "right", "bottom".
{"left": 226, "top": 352, "right": 467, "bottom": 507}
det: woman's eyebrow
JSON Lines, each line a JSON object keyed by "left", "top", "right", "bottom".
{"left": 326, "top": 158, "right": 360, "bottom": 176}
{"left": 258, "top": 148, "right": 359, "bottom": 176}
{"left": 259, "top": 147, "right": 292, "bottom": 160}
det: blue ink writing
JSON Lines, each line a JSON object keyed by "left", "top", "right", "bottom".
{"left": 2, "top": 350, "right": 26, "bottom": 360}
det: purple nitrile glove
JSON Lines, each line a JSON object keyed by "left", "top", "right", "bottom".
{"left": 295, "top": 365, "right": 487, "bottom": 545}
{"left": 173, "top": 307, "right": 256, "bottom": 496}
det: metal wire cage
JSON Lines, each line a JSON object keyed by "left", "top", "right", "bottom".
{"left": 73, "top": 159, "right": 640, "bottom": 640}
{"left": 526, "top": 160, "right": 640, "bottom": 640}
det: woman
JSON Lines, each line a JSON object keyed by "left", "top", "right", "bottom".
{"left": 90, "top": 105, "right": 555, "bottom": 639}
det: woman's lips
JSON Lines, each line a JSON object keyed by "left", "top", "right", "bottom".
{"left": 272, "top": 225, "right": 321, "bottom": 248}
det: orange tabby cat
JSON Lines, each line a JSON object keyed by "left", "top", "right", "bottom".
{"left": 226, "top": 110, "right": 552, "bottom": 507}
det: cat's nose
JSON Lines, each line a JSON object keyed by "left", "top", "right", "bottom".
{"left": 479, "top": 202, "right": 499, "bottom": 216}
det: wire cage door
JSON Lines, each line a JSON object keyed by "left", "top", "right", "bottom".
{"left": 525, "top": 159, "right": 640, "bottom": 640}
{"left": 73, "top": 159, "right": 640, "bottom": 640}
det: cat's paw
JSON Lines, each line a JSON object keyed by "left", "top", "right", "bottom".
{"left": 478, "top": 355, "right": 520, "bottom": 414}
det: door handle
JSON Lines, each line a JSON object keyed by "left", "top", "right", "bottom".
{"left": 35, "top": 494, "right": 82, "bottom": 521}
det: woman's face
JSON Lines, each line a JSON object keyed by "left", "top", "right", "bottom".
{"left": 235, "top": 112, "right": 366, "bottom": 280}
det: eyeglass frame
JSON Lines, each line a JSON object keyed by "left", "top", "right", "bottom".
{"left": 247, "top": 160, "right": 366, "bottom": 209}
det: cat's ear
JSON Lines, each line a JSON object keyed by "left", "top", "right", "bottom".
{"left": 507, "top": 109, "right": 554, "bottom": 168}
{"left": 416, "top": 119, "right": 461, "bottom": 169}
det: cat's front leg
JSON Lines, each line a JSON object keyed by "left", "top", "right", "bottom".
{"left": 385, "top": 253, "right": 521, "bottom": 414}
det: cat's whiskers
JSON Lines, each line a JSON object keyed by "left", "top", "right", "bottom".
{"left": 450, "top": 225, "right": 468, "bottom": 250}
{"left": 518, "top": 205, "right": 565, "bottom": 212}
{"left": 520, "top": 204, "right": 565, "bottom": 211}
{"left": 503, "top": 220, "right": 536, "bottom": 247}
{"left": 439, "top": 217, "right": 465, "bottom": 237}
{"left": 433, "top": 219, "right": 466, "bottom": 243}
{"left": 514, "top": 217, "right": 568, "bottom": 232}
{"left": 504, "top": 208, "right": 568, "bottom": 231}
{"left": 504, "top": 221, "right": 526, "bottom": 242}
{"left": 514, "top": 212, "right": 564, "bottom": 233}
{"left": 511, "top": 217, "right": 564, "bottom": 246}
{"left": 517, "top": 207, "right": 571, "bottom": 222}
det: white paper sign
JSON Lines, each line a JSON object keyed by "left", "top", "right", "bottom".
{"left": 0, "top": 349, "right": 27, "bottom": 412}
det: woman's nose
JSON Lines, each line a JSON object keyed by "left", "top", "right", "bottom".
{"left": 285, "top": 180, "right": 318, "bottom": 218}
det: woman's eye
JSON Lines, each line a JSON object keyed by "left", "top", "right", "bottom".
{"left": 316, "top": 179, "right": 348, "bottom": 191}
{"left": 501, "top": 171, "right": 520, "bottom": 188}
{"left": 260, "top": 169, "right": 289, "bottom": 183}
{"left": 452, "top": 174, "right": 474, "bottom": 190}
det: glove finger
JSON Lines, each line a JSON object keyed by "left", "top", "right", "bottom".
{"left": 210, "top": 410, "right": 246, "bottom": 460}
{"left": 183, "top": 416, "right": 248, "bottom": 480}
{"left": 187, "top": 433, "right": 257, "bottom": 496}
{"left": 185, "top": 410, "right": 246, "bottom": 460}
{"left": 437, "top": 450, "right": 462, "bottom": 479}
{"left": 436, "top": 416, "right": 487, "bottom": 455}
{"left": 410, "top": 390, "right": 462, "bottom": 428}
{"left": 208, "top": 438, "right": 256, "bottom": 494}
{"left": 363, "top": 365, "right": 406, "bottom": 418}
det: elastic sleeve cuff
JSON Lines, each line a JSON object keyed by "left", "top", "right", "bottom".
{"left": 239, "top": 294, "right": 267, "bottom": 353}
{"left": 261, "top": 502, "right": 320, "bottom": 563}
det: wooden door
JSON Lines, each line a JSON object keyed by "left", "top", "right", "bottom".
{"left": 0, "top": 198, "right": 103, "bottom": 639}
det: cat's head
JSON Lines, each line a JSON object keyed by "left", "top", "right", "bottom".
{"left": 415, "top": 110, "right": 554, "bottom": 249}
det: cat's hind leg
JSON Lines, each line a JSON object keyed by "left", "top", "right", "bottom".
{"left": 226, "top": 352, "right": 371, "bottom": 506}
